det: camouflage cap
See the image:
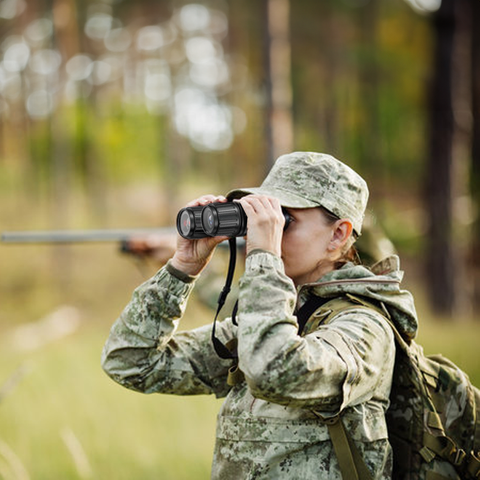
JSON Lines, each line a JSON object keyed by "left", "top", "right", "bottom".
{"left": 227, "top": 152, "right": 369, "bottom": 235}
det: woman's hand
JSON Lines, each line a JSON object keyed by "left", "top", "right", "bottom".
{"left": 237, "top": 195, "right": 285, "bottom": 257}
{"left": 170, "top": 195, "right": 229, "bottom": 276}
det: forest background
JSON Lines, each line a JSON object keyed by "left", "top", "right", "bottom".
{"left": 0, "top": 0, "right": 479, "bottom": 478}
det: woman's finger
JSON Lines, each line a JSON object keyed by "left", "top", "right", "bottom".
{"left": 185, "top": 195, "right": 227, "bottom": 208}
{"left": 240, "top": 195, "right": 283, "bottom": 219}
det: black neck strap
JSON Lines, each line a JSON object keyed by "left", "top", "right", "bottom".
{"left": 211, "top": 238, "right": 238, "bottom": 360}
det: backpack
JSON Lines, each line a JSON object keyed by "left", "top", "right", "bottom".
{"left": 302, "top": 294, "right": 480, "bottom": 480}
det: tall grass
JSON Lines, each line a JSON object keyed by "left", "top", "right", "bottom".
{"left": 0, "top": 208, "right": 225, "bottom": 479}
{"left": 1, "top": 295, "right": 479, "bottom": 479}
{"left": 0, "top": 318, "right": 223, "bottom": 480}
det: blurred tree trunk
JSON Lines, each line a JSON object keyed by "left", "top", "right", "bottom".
{"left": 20, "top": 0, "right": 43, "bottom": 200}
{"left": 358, "top": 0, "right": 383, "bottom": 191}
{"left": 71, "top": 0, "right": 106, "bottom": 222}
{"left": 424, "top": 0, "right": 471, "bottom": 316}
{"left": 52, "top": 0, "right": 78, "bottom": 221}
{"left": 0, "top": 107, "right": 4, "bottom": 162}
{"left": 318, "top": 1, "right": 340, "bottom": 155}
{"left": 48, "top": 0, "right": 75, "bottom": 292}
{"left": 262, "top": 0, "right": 293, "bottom": 172}
{"left": 53, "top": 0, "right": 80, "bottom": 59}
{"left": 470, "top": 0, "right": 480, "bottom": 309}
{"left": 424, "top": 0, "right": 456, "bottom": 316}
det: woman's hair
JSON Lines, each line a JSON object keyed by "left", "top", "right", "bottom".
{"left": 319, "top": 206, "right": 360, "bottom": 268}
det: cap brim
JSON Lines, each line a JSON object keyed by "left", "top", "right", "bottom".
{"left": 226, "top": 186, "right": 320, "bottom": 209}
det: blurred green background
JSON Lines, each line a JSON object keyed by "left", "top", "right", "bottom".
{"left": 0, "top": 0, "right": 479, "bottom": 478}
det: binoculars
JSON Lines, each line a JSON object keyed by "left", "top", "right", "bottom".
{"left": 176, "top": 202, "right": 292, "bottom": 239}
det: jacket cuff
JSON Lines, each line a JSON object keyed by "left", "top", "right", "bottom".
{"left": 165, "top": 260, "right": 199, "bottom": 284}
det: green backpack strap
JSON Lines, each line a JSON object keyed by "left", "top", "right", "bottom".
{"left": 307, "top": 295, "right": 390, "bottom": 480}
{"left": 223, "top": 338, "right": 245, "bottom": 386}
{"left": 302, "top": 293, "right": 393, "bottom": 336}
{"left": 312, "top": 411, "right": 374, "bottom": 480}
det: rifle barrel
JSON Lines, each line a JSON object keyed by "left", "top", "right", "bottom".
{"left": 0, "top": 229, "right": 245, "bottom": 249}
{"left": 1, "top": 228, "right": 175, "bottom": 244}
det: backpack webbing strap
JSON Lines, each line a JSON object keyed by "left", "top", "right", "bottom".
{"left": 466, "top": 453, "right": 480, "bottom": 479}
{"left": 426, "top": 472, "right": 454, "bottom": 480}
{"left": 296, "top": 295, "right": 330, "bottom": 334}
{"left": 423, "top": 433, "right": 480, "bottom": 479}
{"left": 226, "top": 364, "right": 244, "bottom": 386}
{"left": 313, "top": 413, "right": 374, "bottom": 480}
{"left": 423, "top": 433, "right": 465, "bottom": 466}
{"left": 305, "top": 296, "right": 390, "bottom": 480}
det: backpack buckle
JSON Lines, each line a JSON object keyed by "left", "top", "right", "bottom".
{"left": 452, "top": 448, "right": 466, "bottom": 467}
{"left": 419, "top": 446, "right": 436, "bottom": 463}
{"left": 311, "top": 411, "right": 340, "bottom": 425}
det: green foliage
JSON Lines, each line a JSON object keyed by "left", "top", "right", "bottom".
{"left": 95, "top": 104, "right": 167, "bottom": 184}
{"left": 62, "top": 102, "right": 167, "bottom": 185}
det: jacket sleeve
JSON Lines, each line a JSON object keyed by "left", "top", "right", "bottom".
{"left": 101, "top": 261, "right": 235, "bottom": 398}
{"left": 237, "top": 251, "right": 395, "bottom": 413}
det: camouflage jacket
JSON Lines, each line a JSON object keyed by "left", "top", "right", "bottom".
{"left": 102, "top": 251, "right": 418, "bottom": 479}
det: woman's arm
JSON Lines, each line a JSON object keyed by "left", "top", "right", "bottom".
{"left": 237, "top": 251, "right": 395, "bottom": 412}
{"left": 102, "top": 261, "right": 235, "bottom": 398}
{"left": 102, "top": 194, "right": 236, "bottom": 397}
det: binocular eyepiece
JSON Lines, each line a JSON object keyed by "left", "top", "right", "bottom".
{"left": 176, "top": 202, "right": 292, "bottom": 239}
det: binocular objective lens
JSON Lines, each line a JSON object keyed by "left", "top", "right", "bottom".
{"left": 176, "top": 205, "right": 207, "bottom": 239}
{"left": 202, "top": 206, "right": 217, "bottom": 235}
{"left": 180, "top": 211, "right": 191, "bottom": 236}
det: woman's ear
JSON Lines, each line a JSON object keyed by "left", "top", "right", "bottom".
{"left": 327, "top": 219, "right": 353, "bottom": 252}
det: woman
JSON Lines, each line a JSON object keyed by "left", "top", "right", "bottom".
{"left": 102, "top": 152, "right": 418, "bottom": 479}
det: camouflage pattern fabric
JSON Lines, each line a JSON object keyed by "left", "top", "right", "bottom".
{"left": 301, "top": 257, "right": 480, "bottom": 480}
{"left": 386, "top": 320, "right": 480, "bottom": 480}
{"left": 227, "top": 152, "right": 369, "bottom": 235}
{"left": 102, "top": 250, "right": 421, "bottom": 479}
{"left": 301, "top": 292, "right": 479, "bottom": 480}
